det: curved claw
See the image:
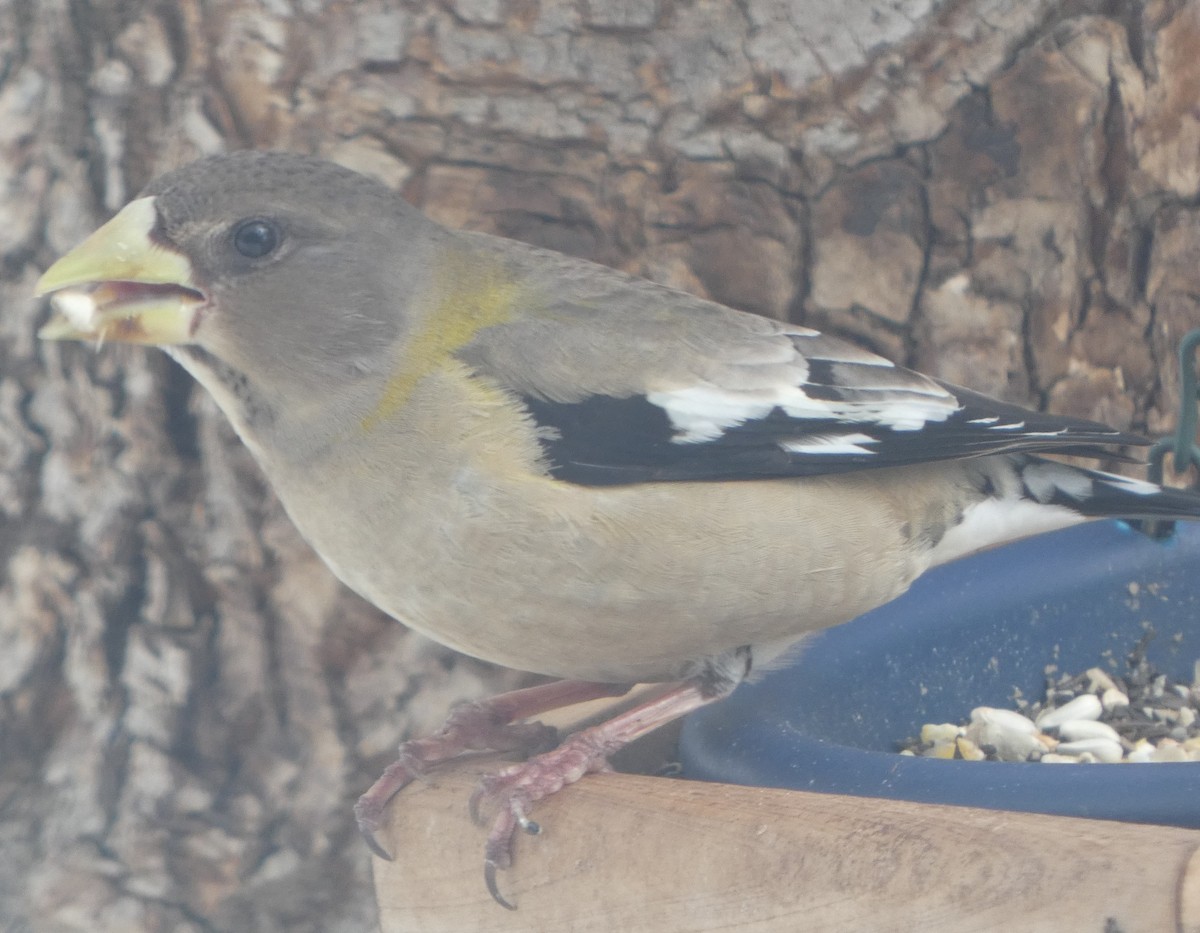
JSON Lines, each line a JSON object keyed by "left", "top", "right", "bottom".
{"left": 482, "top": 802, "right": 522, "bottom": 908}
{"left": 478, "top": 787, "right": 549, "bottom": 908}
{"left": 355, "top": 757, "right": 422, "bottom": 860}
{"left": 354, "top": 793, "right": 397, "bottom": 860}
{"left": 485, "top": 858, "right": 517, "bottom": 910}
{"left": 362, "top": 831, "right": 395, "bottom": 861}
{"left": 355, "top": 811, "right": 396, "bottom": 861}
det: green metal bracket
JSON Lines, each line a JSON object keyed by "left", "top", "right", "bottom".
{"left": 1146, "top": 328, "right": 1200, "bottom": 486}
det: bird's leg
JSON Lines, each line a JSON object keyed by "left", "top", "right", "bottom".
{"left": 472, "top": 665, "right": 743, "bottom": 909}
{"left": 355, "top": 679, "right": 631, "bottom": 858}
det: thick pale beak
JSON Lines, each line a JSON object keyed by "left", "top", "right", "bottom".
{"left": 35, "top": 196, "right": 205, "bottom": 345}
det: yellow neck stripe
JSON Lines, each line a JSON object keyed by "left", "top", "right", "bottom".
{"left": 361, "top": 252, "right": 523, "bottom": 431}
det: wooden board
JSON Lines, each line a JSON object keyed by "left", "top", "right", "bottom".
{"left": 372, "top": 763, "right": 1200, "bottom": 932}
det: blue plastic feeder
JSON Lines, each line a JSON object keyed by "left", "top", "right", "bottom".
{"left": 679, "top": 520, "right": 1200, "bottom": 828}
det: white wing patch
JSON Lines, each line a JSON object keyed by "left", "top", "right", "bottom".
{"left": 644, "top": 385, "right": 778, "bottom": 443}
{"left": 645, "top": 382, "right": 958, "bottom": 444}
{"left": 783, "top": 433, "right": 878, "bottom": 455}
{"left": 646, "top": 342, "right": 960, "bottom": 446}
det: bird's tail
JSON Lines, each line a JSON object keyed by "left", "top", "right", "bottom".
{"left": 1014, "top": 454, "right": 1200, "bottom": 519}
{"left": 927, "top": 454, "right": 1200, "bottom": 568}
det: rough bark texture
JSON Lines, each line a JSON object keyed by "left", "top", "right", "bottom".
{"left": 1, "top": 1, "right": 1198, "bottom": 929}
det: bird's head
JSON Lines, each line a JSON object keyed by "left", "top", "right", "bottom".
{"left": 36, "top": 151, "right": 439, "bottom": 438}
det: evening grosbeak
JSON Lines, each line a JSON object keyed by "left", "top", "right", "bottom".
{"left": 35, "top": 151, "right": 1200, "bottom": 907}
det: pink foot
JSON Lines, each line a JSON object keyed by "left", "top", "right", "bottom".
{"left": 470, "top": 731, "right": 617, "bottom": 909}
{"left": 459, "top": 672, "right": 741, "bottom": 908}
{"left": 356, "top": 670, "right": 737, "bottom": 909}
{"left": 354, "top": 707, "right": 557, "bottom": 858}
{"left": 354, "top": 680, "right": 629, "bottom": 859}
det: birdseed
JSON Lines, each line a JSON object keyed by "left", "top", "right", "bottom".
{"left": 900, "top": 628, "right": 1200, "bottom": 763}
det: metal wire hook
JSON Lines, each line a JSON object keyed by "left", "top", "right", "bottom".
{"left": 1137, "top": 328, "right": 1200, "bottom": 539}
{"left": 1146, "top": 328, "right": 1200, "bottom": 486}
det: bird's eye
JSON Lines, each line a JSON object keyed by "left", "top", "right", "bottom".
{"left": 232, "top": 219, "right": 280, "bottom": 259}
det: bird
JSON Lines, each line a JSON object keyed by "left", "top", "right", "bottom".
{"left": 34, "top": 150, "right": 1200, "bottom": 908}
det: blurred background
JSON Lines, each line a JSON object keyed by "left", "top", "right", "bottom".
{"left": 1, "top": 1, "right": 1199, "bottom": 929}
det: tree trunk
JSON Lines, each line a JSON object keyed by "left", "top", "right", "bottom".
{"left": 2, "top": 1, "right": 1198, "bottom": 929}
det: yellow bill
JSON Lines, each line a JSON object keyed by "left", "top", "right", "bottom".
{"left": 35, "top": 196, "right": 204, "bottom": 345}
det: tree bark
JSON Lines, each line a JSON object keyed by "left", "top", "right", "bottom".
{"left": 2, "top": 1, "right": 1198, "bottom": 929}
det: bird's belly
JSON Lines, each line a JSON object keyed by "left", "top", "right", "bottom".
{"left": 271, "top": 461, "right": 929, "bottom": 683}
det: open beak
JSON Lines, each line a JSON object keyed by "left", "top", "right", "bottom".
{"left": 35, "top": 196, "right": 206, "bottom": 345}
